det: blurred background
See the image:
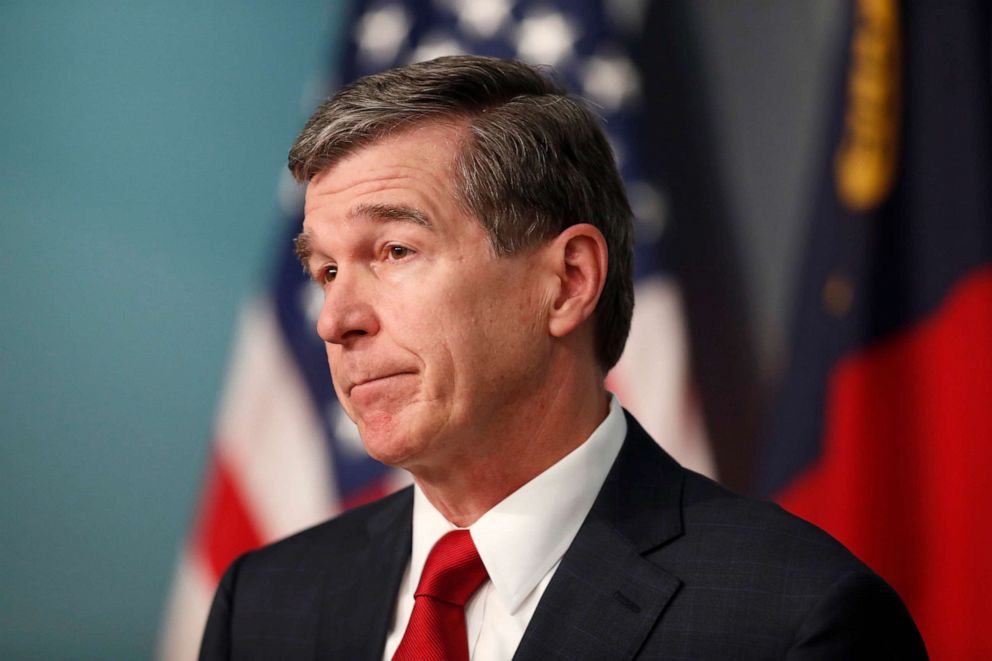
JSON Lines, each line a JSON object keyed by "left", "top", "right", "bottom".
{"left": 2, "top": 1, "right": 988, "bottom": 659}
{"left": 2, "top": 1, "right": 340, "bottom": 656}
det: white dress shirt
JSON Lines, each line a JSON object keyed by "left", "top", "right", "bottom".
{"left": 382, "top": 395, "right": 627, "bottom": 660}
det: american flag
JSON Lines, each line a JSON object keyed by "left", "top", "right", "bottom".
{"left": 158, "top": 1, "right": 710, "bottom": 657}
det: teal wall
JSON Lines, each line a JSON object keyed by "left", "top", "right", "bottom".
{"left": 0, "top": 2, "right": 345, "bottom": 657}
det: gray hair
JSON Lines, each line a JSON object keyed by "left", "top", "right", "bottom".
{"left": 289, "top": 55, "right": 634, "bottom": 370}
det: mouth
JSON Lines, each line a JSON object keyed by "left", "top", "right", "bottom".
{"left": 348, "top": 372, "right": 417, "bottom": 396}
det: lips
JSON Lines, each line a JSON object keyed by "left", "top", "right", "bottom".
{"left": 348, "top": 372, "right": 417, "bottom": 396}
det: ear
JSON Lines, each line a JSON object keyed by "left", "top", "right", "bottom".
{"left": 545, "top": 223, "right": 608, "bottom": 339}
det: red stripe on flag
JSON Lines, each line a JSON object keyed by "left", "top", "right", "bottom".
{"left": 777, "top": 266, "right": 992, "bottom": 659}
{"left": 191, "top": 451, "right": 265, "bottom": 582}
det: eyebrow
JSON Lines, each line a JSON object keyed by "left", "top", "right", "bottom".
{"left": 348, "top": 202, "right": 432, "bottom": 227}
{"left": 293, "top": 203, "right": 432, "bottom": 275}
{"left": 293, "top": 232, "right": 314, "bottom": 274}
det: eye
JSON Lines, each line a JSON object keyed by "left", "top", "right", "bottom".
{"left": 319, "top": 264, "right": 337, "bottom": 284}
{"left": 386, "top": 244, "right": 414, "bottom": 260}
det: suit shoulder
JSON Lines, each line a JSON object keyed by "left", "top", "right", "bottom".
{"left": 201, "top": 488, "right": 412, "bottom": 659}
{"left": 236, "top": 486, "right": 412, "bottom": 572}
{"left": 677, "top": 469, "right": 874, "bottom": 578}
{"left": 645, "top": 469, "right": 925, "bottom": 656}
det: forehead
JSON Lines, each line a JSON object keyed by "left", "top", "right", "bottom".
{"left": 304, "top": 121, "right": 469, "bottom": 217}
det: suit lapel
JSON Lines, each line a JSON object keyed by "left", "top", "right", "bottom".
{"left": 513, "top": 413, "right": 686, "bottom": 661}
{"left": 316, "top": 488, "right": 413, "bottom": 661}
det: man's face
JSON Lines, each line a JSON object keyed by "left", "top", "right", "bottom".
{"left": 299, "top": 122, "right": 551, "bottom": 473}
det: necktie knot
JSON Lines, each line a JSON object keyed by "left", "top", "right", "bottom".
{"left": 416, "top": 530, "right": 488, "bottom": 606}
{"left": 392, "top": 530, "right": 488, "bottom": 661}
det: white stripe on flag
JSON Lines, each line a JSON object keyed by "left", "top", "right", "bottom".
{"left": 156, "top": 547, "right": 214, "bottom": 661}
{"left": 214, "top": 299, "right": 339, "bottom": 540}
{"left": 158, "top": 297, "right": 341, "bottom": 661}
{"left": 611, "top": 276, "right": 714, "bottom": 477}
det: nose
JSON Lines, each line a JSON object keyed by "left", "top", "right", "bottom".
{"left": 316, "top": 269, "right": 380, "bottom": 345}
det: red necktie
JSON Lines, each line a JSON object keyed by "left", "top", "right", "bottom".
{"left": 393, "top": 530, "right": 489, "bottom": 661}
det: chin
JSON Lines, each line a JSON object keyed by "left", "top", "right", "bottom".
{"left": 356, "top": 410, "right": 430, "bottom": 468}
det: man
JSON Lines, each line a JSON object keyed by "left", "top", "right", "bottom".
{"left": 200, "top": 56, "right": 925, "bottom": 660}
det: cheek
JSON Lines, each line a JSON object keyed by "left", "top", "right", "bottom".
{"left": 457, "top": 278, "right": 547, "bottom": 373}
{"left": 380, "top": 284, "right": 485, "bottom": 384}
{"left": 325, "top": 344, "right": 341, "bottom": 375}
{"left": 325, "top": 347, "right": 351, "bottom": 406}
{"left": 383, "top": 258, "right": 546, "bottom": 386}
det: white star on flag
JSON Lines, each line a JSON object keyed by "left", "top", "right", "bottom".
{"left": 355, "top": 3, "right": 413, "bottom": 67}
{"left": 442, "top": 0, "right": 514, "bottom": 39}
{"left": 514, "top": 9, "right": 580, "bottom": 66}
{"left": 582, "top": 49, "right": 641, "bottom": 112}
{"left": 408, "top": 31, "right": 466, "bottom": 63}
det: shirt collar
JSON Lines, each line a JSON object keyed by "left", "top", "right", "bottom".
{"left": 409, "top": 395, "right": 627, "bottom": 613}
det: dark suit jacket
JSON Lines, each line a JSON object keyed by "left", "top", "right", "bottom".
{"left": 200, "top": 412, "right": 927, "bottom": 660}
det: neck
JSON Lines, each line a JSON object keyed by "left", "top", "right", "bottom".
{"left": 410, "top": 360, "right": 610, "bottom": 527}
